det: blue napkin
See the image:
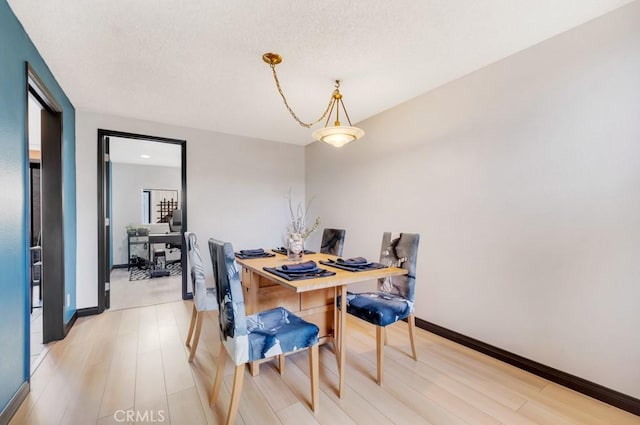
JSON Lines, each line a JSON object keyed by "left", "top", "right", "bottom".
{"left": 240, "top": 249, "right": 265, "bottom": 255}
{"left": 281, "top": 261, "right": 317, "bottom": 271}
{"left": 337, "top": 257, "right": 368, "bottom": 265}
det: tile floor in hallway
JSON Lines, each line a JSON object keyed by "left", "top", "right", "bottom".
{"left": 29, "top": 307, "right": 46, "bottom": 372}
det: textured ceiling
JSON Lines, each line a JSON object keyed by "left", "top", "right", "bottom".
{"left": 8, "top": 0, "right": 633, "bottom": 145}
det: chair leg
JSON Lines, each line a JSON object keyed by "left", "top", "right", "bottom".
{"left": 309, "top": 344, "right": 319, "bottom": 413}
{"left": 383, "top": 327, "right": 388, "bottom": 345}
{"left": 210, "top": 344, "right": 228, "bottom": 406}
{"left": 226, "top": 364, "right": 245, "bottom": 425}
{"left": 278, "top": 354, "right": 286, "bottom": 375}
{"left": 185, "top": 304, "right": 197, "bottom": 347}
{"left": 249, "top": 361, "right": 259, "bottom": 376}
{"left": 376, "top": 326, "right": 384, "bottom": 386}
{"left": 408, "top": 314, "right": 417, "bottom": 361}
{"left": 188, "top": 311, "right": 204, "bottom": 362}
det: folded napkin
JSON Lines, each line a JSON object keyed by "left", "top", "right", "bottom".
{"left": 337, "top": 257, "right": 368, "bottom": 265}
{"left": 240, "top": 249, "right": 265, "bottom": 255}
{"left": 281, "top": 260, "right": 318, "bottom": 271}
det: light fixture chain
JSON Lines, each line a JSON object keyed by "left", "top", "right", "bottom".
{"left": 270, "top": 64, "right": 335, "bottom": 128}
{"left": 339, "top": 98, "right": 354, "bottom": 126}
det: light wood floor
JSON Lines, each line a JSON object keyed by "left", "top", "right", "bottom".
{"left": 10, "top": 300, "right": 639, "bottom": 425}
{"left": 108, "top": 268, "right": 182, "bottom": 311}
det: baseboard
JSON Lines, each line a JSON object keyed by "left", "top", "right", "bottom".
{"left": 111, "top": 264, "right": 128, "bottom": 269}
{"left": 0, "top": 381, "right": 29, "bottom": 425}
{"left": 414, "top": 318, "right": 640, "bottom": 416}
{"left": 63, "top": 311, "right": 78, "bottom": 336}
{"left": 77, "top": 306, "right": 100, "bottom": 317}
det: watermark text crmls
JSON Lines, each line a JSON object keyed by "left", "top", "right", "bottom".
{"left": 114, "top": 409, "right": 167, "bottom": 423}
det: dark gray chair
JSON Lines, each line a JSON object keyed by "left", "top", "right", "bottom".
{"left": 342, "top": 232, "right": 420, "bottom": 385}
{"left": 320, "top": 228, "right": 346, "bottom": 256}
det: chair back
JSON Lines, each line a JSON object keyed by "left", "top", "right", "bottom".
{"left": 169, "top": 209, "right": 182, "bottom": 232}
{"left": 320, "top": 228, "right": 346, "bottom": 256}
{"left": 185, "top": 232, "right": 214, "bottom": 311}
{"left": 208, "top": 238, "right": 249, "bottom": 365}
{"left": 378, "top": 233, "right": 420, "bottom": 302}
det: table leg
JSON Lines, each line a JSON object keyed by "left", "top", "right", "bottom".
{"left": 245, "top": 270, "right": 259, "bottom": 315}
{"left": 245, "top": 269, "right": 260, "bottom": 376}
{"left": 338, "top": 284, "right": 346, "bottom": 398}
{"left": 333, "top": 287, "right": 340, "bottom": 356}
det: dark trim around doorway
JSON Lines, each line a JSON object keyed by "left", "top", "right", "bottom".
{"left": 97, "top": 129, "right": 190, "bottom": 314}
{"left": 26, "top": 64, "right": 68, "bottom": 344}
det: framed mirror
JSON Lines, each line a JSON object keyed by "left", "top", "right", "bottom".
{"left": 142, "top": 189, "right": 179, "bottom": 224}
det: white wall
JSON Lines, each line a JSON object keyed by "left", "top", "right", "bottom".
{"left": 76, "top": 111, "right": 305, "bottom": 309}
{"left": 305, "top": 2, "right": 640, "bottom": 397}
{"left": 111, "top": 162, "right": 181, "bottom": 265}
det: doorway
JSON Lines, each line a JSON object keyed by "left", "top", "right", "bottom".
{"left": 27, "top": 90, "right": 45, "bottom": 370}
{"left": 26, "top": 65, "right": 68, "bottom": 348}
{"left": 97, "top": 130, "right": 189, "bottom": 313}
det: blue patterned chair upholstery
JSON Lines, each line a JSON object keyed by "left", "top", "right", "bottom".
{"left": 208, "top": 238, "right": 320, "bottom": 423}
{"left": 320, "top": 228, "right": 346, "bottom": 256}
{"left": 343, "top": 232, "right": 420, "bottom": 385}
{"left": 184, "top": 232, "right": 218, "bottom": 362}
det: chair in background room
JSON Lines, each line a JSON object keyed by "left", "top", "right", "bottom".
{"left": 184, "top": 232, "right": 217, "bottom": 362}
{"left": 208, "top": 238, "right": 320, "bottom": 424}
{"left": 341, "top": 232, "right": 420, "bottom": 385}
{"left": 320, "top": 228, "right": 346, "bottom": 256}
{"left": 169, "top": 209, "right": 182, "bottom": 233}
{"left": 164, "top": 208, "right": 183, "bottom": 264}
{"left": 30, "top": 246, "right": 42, "bottom": 313}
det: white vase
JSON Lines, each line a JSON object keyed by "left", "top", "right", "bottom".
{"left": 287, "top": 233, "right": 304, "bottom": 261}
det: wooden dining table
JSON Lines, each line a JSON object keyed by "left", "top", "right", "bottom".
{"left": 235, "top": 252, "right": 408, "bottom": 398}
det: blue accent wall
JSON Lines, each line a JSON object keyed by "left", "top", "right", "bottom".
{"left": 0, "top": 0, "right": 76, "bottom": 414}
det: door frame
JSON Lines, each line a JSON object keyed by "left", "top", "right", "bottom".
{"left": 97, "top": 130, "right": 189, "bottom": 313}
{"left": 26, "top": 64, "right": 68, "bottom": 343}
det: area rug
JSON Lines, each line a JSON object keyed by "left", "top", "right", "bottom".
{"left": 129, "top": 262, "right": 182, "bottom": 281}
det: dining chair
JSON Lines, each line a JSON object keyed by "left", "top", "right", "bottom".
{"left": 208, "top": 238, "right": 320, "bottom": 424}
{"left": 342, "top": 232, "right": 420, "bottom": 386}
{"left": 184, "top": 232, "right": 218, "bottom": 362}
{"left": 320, "top": 228, "right": 346, "bottom": 256}
{"left": 169, "top": 209, "right": 182, "bottom": 233}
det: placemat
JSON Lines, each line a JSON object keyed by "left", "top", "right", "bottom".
{"left": 319, "top": 259, "right": 387, "bottom": 273}
{"left": 271, "top": 247, "right": 316, "bottom": 256}
{"left": 263, "top": 267, "right": 336, "bottom": 281}
{"left": 234, "top": 252, "right": 276, "bottom": 259}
